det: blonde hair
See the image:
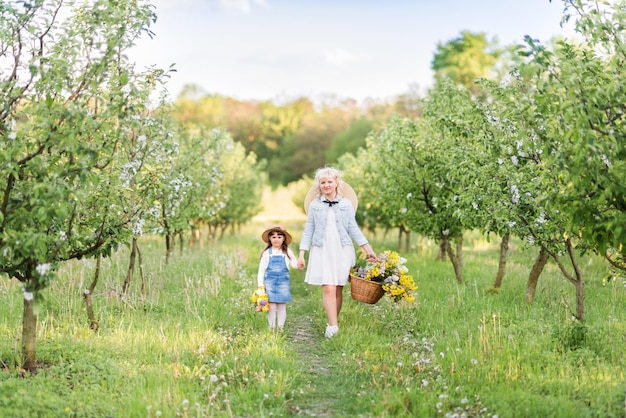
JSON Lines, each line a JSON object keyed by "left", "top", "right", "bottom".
{"left": 313, "top": 166, "right": 344, "bottom": 197}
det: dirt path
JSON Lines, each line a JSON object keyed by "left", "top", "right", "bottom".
{"left": 286, "top": 314, "right": 336, "bottom": 417}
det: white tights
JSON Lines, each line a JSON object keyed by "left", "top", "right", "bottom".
{"left": 268, "top": 303, "right": 287, "bottom": 329}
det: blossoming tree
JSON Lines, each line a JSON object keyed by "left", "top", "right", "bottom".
{"left": 0, "top": 0, "right": 163, "bottom": 370}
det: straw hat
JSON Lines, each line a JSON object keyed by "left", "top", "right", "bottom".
{"left": 261, "top": 225, "right": 292, "bottom": 245}
{"left": 303, "top": 181, "right": 358, "bottom": 214}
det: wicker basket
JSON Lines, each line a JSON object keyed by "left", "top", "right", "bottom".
{"left": 349, "top": 274, "right": 384, "bottom": 304}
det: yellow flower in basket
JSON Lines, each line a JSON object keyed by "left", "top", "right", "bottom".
{"left": 350, "top": 250, "right": 417, "bottom": 303}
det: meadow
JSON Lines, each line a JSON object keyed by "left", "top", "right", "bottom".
{"left": 1, "top": 220, "right": 625, "bottom": 417}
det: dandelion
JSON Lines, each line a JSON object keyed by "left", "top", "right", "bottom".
{"left": 209, "top": 374, "right": 218, "bottom": 383}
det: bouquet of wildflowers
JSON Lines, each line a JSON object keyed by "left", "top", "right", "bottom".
{"left": 251, "top": 290, "right": 269, "bottom": 312}
{"left": 350, "top": 250, "right": 417, "bottom": 303}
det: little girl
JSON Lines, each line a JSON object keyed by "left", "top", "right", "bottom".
{"left": 256, "top": 225, "right": 298, "bottom": 331}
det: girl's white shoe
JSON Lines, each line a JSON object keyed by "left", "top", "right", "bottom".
{"left": 325, "top": 324, "right": 339, "bottom": 338}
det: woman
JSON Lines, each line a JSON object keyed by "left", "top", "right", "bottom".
{"left": 298, "top": 166, "right": 376, "bottom": 338}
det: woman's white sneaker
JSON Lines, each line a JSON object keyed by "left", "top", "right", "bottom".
{"left": 325, "top": 324, "right": 339, "bottom": 338}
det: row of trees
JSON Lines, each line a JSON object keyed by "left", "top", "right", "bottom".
{"left": 0, "top": 0, "right": 265, "bottom": 370}
{"left": 339, "top": 0, "right": 625, "bottom": 323}
{"left": 4, "top": 0, "right": 622, "bottom": 371}
{"left": 173, "top": 86, "right": 422, "bottom": 186}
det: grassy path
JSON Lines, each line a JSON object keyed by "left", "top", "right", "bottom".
{"left": 280, "top": 270, "right": 362, "bottom": 417}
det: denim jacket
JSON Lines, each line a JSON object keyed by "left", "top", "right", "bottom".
{"left": 299, "top": 197, "right": 368, "bottom": 251}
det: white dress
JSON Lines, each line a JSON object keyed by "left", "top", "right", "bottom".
{"left": 304, "top": 208, "right": 356, "bottom": 286}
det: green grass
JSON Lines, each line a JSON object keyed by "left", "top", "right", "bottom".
{"left": 1, "top": 224, "right": 625, "bottom": 417}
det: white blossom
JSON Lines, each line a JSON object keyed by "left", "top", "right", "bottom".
{"left": 132, "top": 218, "right": 145, "bottom": 236}
{"left": 510, "top": 185, "right": 520, "bottom": 205}
{"left": 23, "top": 290, "right": 34, "bottom": 301}
{"left": 36, "top": 263, "right": 51, "bottom": 276}
{"left": 601, "top": 154, "right": 611, "bottom": 168}
{"left": 535, "top": 211, "right": 547, "bottom": 225}
{"left": 511, "top": 155, "right": 519, "bottom": 166}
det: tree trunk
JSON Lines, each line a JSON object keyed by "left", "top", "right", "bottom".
{"left": 137, "top": 243, "right": 146, "bottom": 300}
{"left": 122, "top": 237, "right": 138, "bottom": 295}
{"left": 83, "top": 255, "right": 102, "bottom": 331}
{"left": 492, "top": 232, "right": 510, "bottom": 289}
{"left": 398, "top": 226, "right": 411, "bottom": 252}
{"left": 574, "top": 274, "right": 585, "bottom": 321}
{"left": 189, "top": 219, "right": 203, "bottom": 249}
{"left": 525, "top": 247, "right": 549, "bottom": 304}
{"left": 405, "top": 229, "right": 411, "bottom": 253}
{"left": 445, "top": 235, "right": 464, "bottom": 284}
{"left": 437, "top": 237, "right": 448, "bottom": 261}
{"left": 165, "top": 232, "right": 175, "bottom": 264}
{"left": 22, "top": 295, "right": 37, "bottom": 372}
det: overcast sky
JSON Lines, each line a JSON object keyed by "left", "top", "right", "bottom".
{"left": 127, "top": 0, "right": 578, "bottom": 104}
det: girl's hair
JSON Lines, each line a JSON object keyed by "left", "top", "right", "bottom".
{"left": 261, "top": 231, "right": 292, "bottom": 259}
{"left": 313, "top": 166, "right": 344, "bottom": 197}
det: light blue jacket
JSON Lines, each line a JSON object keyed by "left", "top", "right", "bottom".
{"left": 299, "top": 197, "right": 368, "bottom": 251}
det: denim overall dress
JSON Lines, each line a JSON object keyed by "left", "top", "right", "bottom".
{"left": 264, "top": 248, "right": 292, "bottom": 303}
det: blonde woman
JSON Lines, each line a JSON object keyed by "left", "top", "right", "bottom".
{"left": 298, "top": 167, "right": 376, "bottom": 338}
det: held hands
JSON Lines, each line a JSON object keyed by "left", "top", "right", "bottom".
{"left": 297, "top": 256, "right": 306, "bottom": 270}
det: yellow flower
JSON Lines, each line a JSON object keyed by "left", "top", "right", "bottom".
{"left": 351, "top": 250, "right": 418, "bottom": 303}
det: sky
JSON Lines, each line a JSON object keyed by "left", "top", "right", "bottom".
{"left": 127, "top": 0, "right": 579, "bottom": 104}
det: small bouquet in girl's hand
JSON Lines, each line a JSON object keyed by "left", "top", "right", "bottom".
{"left": 251, "top": 287, "right": 269, "bottom": 312}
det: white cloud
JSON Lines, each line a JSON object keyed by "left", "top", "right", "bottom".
{"left": 214, "top": 0, "right": 267, "bottom": 13}
{"left": 322, "top": 48, "right": 370, "bottom": 67}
